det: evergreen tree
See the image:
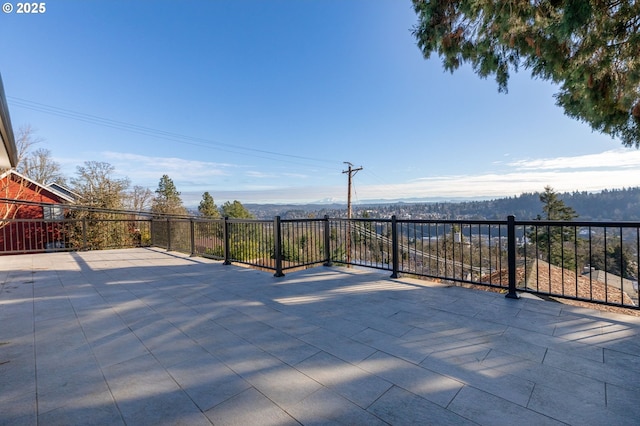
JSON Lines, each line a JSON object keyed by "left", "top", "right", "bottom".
{"left": 151, "top": 175, "right": 186, "bottom": 216}
{"left": 198, "top": 191, "right": 220, "bottom": 218}
{"left": 588, "top": 241, "right": 635, "bottom": 279}
{"left": 412, "top": 0, "right": 640, "bottom": 146}
{"left": 539, "top": 186, "right": 578, "bottom": 221}
{"left": 531, "top": 186, "right": 579, "bottom": 269}
{"left": 220, "top": 200, "right": 254, "bottom": 219}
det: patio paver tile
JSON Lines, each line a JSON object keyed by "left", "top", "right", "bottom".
{"left": 167, "top": 353, "right": 252, "bottom": 412}
{"left": 287, "top": 387, "right": 389, "bottom": 426}
{"left": 299, "top": 327, "right": 377, "bottom": 364}
{"left": 241, "top": 360, "right": 323, "bottom": 409}
{"left": 243, "top": 327, "right": 321, "bottom": 365}
{"left": 204, "top": 387, "right": 298, "bottom": 426}
{"left": 528, "top": 382, "right": 633, "bottom": 426}
{"left": 89, "top": 327, "right": 150, "bottom": 368}
{"left": 359, "top": 351, "right": 464, "bottom": 407}
{"left": 543, "top": 347, "right": 640, "bottom": 390}
{"left": 352, "top": 327, "right": 433, "bottom": 364}
{"left": 419, "top": 355, "right": 535, "bottom": 407}
{"left": 295, "top": 350, "right": 393, "bottom": 409}
{"left": 447, "top": 385, "right": 564, "bottom": 426}
{"left": 368, "top": 385, "right": 475, "bottom": 425}
{"left": 103, "top": 353, "right": 211, "bottom": 426}
{"left": 0, "top": 391, "right": 37, "bottom": 426}
{"left": 605, "top": 382, "right": 640, "bottom": 417}
{"left": 481, "top": 349, "right": 606, "bottom": 402}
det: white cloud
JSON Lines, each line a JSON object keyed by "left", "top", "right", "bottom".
{"left": 99, "top": 151, "right": 232, "bottom": 184}
{"left": 182, "top": 185, "right": 343, "bottom": 205}
{"left": 246, "top": 170, "right": 310, "bottom": 180}
{"left": 362, "top": 148, "right": 640, "bottom": 201}
{"left": 382, "top": 148, "right": 640, "bottom": 201}
{"left": 384, "top": 169, "right": 640, "bottom": 199}
{"left": 245, "top": 171, "right": 276, "bottom": 179}
{"left": 507, "top": 148, "right": 640, "bottom": 170}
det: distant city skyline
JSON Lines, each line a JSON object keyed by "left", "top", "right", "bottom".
{"left": 2, "top": 0, "right": 639, "bottom": 206}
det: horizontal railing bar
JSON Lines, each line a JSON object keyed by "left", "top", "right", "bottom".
{"left": 516, "top": 219, "right": 640, "bottom": 227}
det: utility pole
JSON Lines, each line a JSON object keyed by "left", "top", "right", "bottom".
{"left": 342, "top": 162, "right": 363, "bottom": 220}
{"left": 343, "top": 162, "right": 362, "bottom": 265}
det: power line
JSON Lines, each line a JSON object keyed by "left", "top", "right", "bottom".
{"left": 360, "top": 168, "right": 400, "bottom": 194}
{"left": 8, "top": 96, "right": 341, "bottom": 170}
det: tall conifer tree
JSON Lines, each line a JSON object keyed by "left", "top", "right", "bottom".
{"left": 152, "top": 174, "right": 186, "bottom": 215}
{"left": 531, "top": 186, "right": 579, "bottom": 269}
{"left": 198, "top": 192, "right": 220, "bottom": 218}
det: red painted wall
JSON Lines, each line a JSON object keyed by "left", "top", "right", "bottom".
{"left": 1, "top": 173, "right": 69, "bottom": 253}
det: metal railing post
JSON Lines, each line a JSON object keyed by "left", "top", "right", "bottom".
{"left": 223, "top": 217, "right": 231, "bottom": 265}
{"left": 189, "top": 218, "right": 196, "bottom": 257}
{"left": 323, "top": 215, "right": 332, "bottom": 267}
{"left": 274, "top": 216, "right": 284, "bottom": 277}
{"left": 82, "top": 217, "right": 87, "bottom": 250}
{"left": 390, "top": 215, "right": 399, "bottom": 278}
{"left": 506, "top": 215, "right": 520, "bottom": 299}
{"left": 166, "top": 218, "right": 172, "bottom": 251}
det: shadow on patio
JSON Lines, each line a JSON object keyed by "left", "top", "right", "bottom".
{"left": 1, "top": 248, "right": 639, "bottom": 425}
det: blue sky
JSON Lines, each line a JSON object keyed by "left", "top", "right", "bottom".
{"left": 2, "top": 0, "right": 640, "bottom": 206}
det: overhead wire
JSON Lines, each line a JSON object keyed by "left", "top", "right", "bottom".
{"left": 8, "top": 96, "right": 342, "bottom": 171}
{"left": 359, "top": 167, "right": 407, "bottom": 200}
{"left": 352, "top": 179, "right": 361, "bottom": 209}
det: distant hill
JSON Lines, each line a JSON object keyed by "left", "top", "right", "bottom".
{"left": 245, "top": 187, "right": 640, "bottom": 221}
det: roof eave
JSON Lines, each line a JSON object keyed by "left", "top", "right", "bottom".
{"left": 0, "top": 73, "right": 17, "bottom": 169}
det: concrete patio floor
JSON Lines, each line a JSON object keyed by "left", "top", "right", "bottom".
{"left": 1, "top": 248, "right": 639, "bottom": 425}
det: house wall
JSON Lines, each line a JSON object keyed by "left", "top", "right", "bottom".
{"left": 1, "top": 174, "right": 68, "bottom": 253}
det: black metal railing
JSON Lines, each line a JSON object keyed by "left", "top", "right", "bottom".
{"left": 1, "top": 217, "right": 151, "bottom": 253}
{"left": 2, "top": 203, "right": 638, "bottom": 310}
{"left": 517, "top": 218, "right": 640, "bottom": 307}
{"left": 279, "top": 217, "right": 329, "bottom": 271}
{"left": 155, "top": 214, "right": 637, "bottom": 310}
{"left": 393, "top": 218, "right": 510, "bottom": 287}
{"left": 226, "top": 218, "right": 275, "bottom": 270}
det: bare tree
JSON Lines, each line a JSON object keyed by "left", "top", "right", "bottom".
{"left": 126, "top": 185, "right": 153, "bottom": 212}
{"left": 67, "top": 161, "right": 132, "bottom": 250}
{"left": 71, "top": 161, "right": 130, "bottom": 209}
{"left": 13, "top": 124, "right": 43, "bottom": 170}
{"left": 20, "top": 148, "right": 66, "bottom": 186}
{"left": 3, "top": 124, "right": 67, "bottom": 185}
